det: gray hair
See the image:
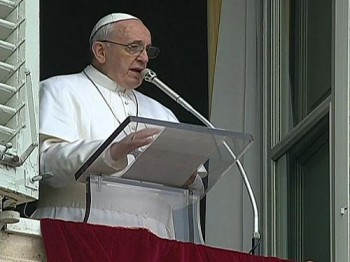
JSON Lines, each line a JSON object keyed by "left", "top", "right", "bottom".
{"left": 89, "top": 22, "right": 117, "bottom": 61}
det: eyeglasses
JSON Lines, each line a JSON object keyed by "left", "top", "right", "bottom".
{"left": 99, "top": 40, "right": 160, "bottom": 59}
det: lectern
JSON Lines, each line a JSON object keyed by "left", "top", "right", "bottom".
{"left": 75, "top": 116, "right": 253, "bottom": 243}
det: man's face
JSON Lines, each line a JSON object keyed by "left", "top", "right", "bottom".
{"left": 101, "top": 20, "right": 152, "bottom": 89}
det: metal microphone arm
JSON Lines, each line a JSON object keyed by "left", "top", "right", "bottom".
{"left": 142, "top": 69, "right": 261, "bottom": 254}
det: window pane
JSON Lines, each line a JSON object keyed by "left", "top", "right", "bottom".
{"left": 303, "top": 0, "right": 332, "bottom": 113}
{"left": 275, "top": 117, "right": 330, "bottom": 261}
{"left": 280, "top": 0, "right": 332, "bottom": 135}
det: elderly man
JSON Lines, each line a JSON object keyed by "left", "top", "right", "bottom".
{"left": 33, "top": 13, "right": 203, "bottom": 239}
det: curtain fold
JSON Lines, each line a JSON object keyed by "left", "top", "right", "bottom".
{"left": 208, "top": 0, "right": 222, "bottom": 114}
{"left": 41, "top": 219, "right": 292, "bottom": 262}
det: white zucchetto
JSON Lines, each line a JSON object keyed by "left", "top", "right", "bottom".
{"left": 89, "top": 13, "right": 139, "bottom": 41}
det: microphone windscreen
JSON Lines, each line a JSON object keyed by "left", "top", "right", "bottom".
{"left": 142, "top": 68, "right": 156, "bottom": 83}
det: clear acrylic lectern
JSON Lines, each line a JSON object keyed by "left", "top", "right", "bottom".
{"left": 75, "top": 116, "right": 253, "bottom": 243}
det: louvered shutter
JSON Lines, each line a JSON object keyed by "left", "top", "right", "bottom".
{"left": 0, "top": 0, "right": 39, "bottom": 205}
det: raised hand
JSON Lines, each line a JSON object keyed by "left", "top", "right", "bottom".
{"left": 109, "top": 128, "right": 161, "bottom": 161}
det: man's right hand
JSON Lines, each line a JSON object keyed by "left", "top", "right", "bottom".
{"left": 109, "top": 128, "right": 161, "bottom": 161}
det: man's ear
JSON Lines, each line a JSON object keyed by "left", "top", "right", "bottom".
{"left": 91, "top": 42, "right": 106, "bottom": 64}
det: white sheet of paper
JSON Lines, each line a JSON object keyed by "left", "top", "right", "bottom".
{"left": 121, "top": 127, "right": 218, "bottom": 187}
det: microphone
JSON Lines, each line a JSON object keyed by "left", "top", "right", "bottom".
{"left": 142, "top": 68, "right": 261, "bottom": 254}
{"left": 142, "top": 68, "right": 213, "bottom": 127}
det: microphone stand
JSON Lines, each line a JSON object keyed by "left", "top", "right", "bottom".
{"left": 143, "top": 69, "right": 261, "bottom": 255}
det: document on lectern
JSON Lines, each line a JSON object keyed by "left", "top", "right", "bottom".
{"left": 121, "top": 126, "right": 217, "bottom": 187}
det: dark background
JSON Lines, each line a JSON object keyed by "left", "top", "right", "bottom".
{"left": 36, "top": 0, "right": 209, "bottom": 237}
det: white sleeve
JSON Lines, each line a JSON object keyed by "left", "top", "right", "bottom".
{"left": 39, "top": 78, "right": 126, "bottom": 188}
{"left": 186, "top": 164, "right": 207, "bottom": 194}
{"left": 187, "top": 175, "right": 204, "bottom": 195}
{"left": 40, "top": 137, "right": 127, "bottom": 188}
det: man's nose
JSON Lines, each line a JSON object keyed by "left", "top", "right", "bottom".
{"left": 137, "top": 48, "right": 149, "bottom": 63}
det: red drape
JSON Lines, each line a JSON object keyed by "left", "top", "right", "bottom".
{"left": 41, "top": 219, "right": 291, "bottom": 262}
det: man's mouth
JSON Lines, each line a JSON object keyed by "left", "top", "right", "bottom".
{"left": 130, "top": 68, "right": 143, "bottom": 74}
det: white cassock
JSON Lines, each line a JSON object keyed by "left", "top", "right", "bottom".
{"left": 33, "top": 65, "right": 203, "bottom": 239}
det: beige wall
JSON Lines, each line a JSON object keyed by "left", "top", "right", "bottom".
{"left": 0, "top": 231, "right": 45, "bottom": 261}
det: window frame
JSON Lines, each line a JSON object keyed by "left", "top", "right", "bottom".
{"left": 262, "top": 0, "right": 350, "bottom": 260}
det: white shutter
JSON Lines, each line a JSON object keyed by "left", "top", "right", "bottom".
{"left": 0, "top": 0, "right": 39, "bottom": 205}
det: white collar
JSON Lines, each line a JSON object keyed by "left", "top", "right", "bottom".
{"left": 83, "top": 65, "right": 128, "bottom": 93}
